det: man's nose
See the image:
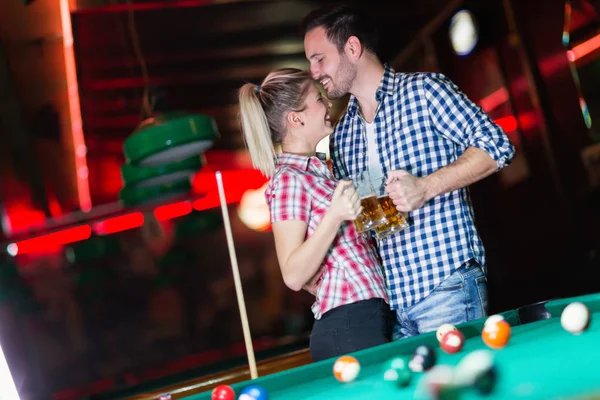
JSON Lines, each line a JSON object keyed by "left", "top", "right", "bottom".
{"left": 310, "top": 64, "right": 320, "bottom": 80}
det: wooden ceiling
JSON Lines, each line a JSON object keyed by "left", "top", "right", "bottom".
{"left": 70, "top": 0, "right": 454, "bottom": 152}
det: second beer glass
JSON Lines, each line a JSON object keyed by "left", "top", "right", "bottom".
{"left": 371, "top": 175, "right": 410, "bottom": 239}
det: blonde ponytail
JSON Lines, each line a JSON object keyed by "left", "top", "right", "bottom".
{"left": 239, "top": 83, "right": 277, "bottom": 176}
{"left": 238, "top": 68, "right": 312, "bottom": 177}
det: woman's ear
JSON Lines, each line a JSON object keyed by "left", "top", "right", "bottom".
{"left": 286, "top": 111, "right": 305, "bottom": 128}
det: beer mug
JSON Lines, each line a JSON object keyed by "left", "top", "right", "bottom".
{"left": 371, "top": 175, "right": 409, "bottom": 239}
{"left": 350, "top": 171, "right": 387, "bottom": 233}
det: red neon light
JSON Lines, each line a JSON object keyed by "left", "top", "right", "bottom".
{"left": 93, "top": 213, "right": 144, "bottom": 235}
{"left": 569, "top": 33, "right": 600, "bottom": 61}
{"left": 9, "top": 225, "right": 92, "bottom": 255}
{"left": 76, "top": 0, "right": 214, "bottom": 14}
{"left": 191, "top": 170, "right": 268, "bottom": 211}
{"left": 193, "top": 192, "right": 235, "bottom": 211}
{"left": 494, "top": 116, "right": 518, "bottom": 132}
{"left": 517, "top": 111, "right": 537, "bottom": 131}
{"left": 154, "top": 201, "right": 193, "bottom": 221}
{"left": 60, "top": 0, "right": 92, "bottom": 212}
{"left": 479, "top": 88, "right": 509, "bottom": 113}
{"left": 4, "top": 170, "right": 269, "bottom": 254}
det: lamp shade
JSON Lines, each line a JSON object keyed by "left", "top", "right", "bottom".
{"left": 123, "top": 112, "right": 219, "bottom": 166}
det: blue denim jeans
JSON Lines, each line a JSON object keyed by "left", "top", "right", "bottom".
{"left": 392, "top": 259, "right": 488, "bottom": 340}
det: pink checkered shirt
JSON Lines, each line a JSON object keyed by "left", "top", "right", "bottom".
{"left": 265, "top": 152, "right": 388, "bottom": 319}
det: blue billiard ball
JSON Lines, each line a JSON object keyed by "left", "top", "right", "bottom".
{"left": 238, "top": 384, "right": 268, "bottom": 400}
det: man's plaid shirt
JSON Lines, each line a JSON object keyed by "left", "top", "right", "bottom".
{"left": 329, "top": 64, "right": 515, "bottom": 310}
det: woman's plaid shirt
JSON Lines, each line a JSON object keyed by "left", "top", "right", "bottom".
{"left": 265, "top": 153, "right": 388, "bottom": 319}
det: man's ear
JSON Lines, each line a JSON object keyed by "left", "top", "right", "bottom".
{"left": 345, "top": 36, "right": 363, "bottom": 61}
{"left": 286, "top": 111, "right": 305, "bottom": 128}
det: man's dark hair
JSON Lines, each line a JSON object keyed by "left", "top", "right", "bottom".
{"left": 300, "top": 3, "right": 379, "bottom": 55}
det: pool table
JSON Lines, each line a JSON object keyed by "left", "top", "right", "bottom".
{"left": 185, "top": 292, "right": 600, "bottom": 400}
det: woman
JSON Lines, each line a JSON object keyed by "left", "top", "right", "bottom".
{"left": 238, "top": 68, "right": 390, "bottom": 361}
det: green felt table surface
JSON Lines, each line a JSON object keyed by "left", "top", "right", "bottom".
{"left": 188, "top": 294, "right": 600, "bottom": 400}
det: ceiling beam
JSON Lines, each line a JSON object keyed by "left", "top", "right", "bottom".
{"left": 72, "top": 0, "right": 277, "bottom": 14}
{"left": 79, "top": 39, "right": 305, "bottom": 70}
{"left": 84, "top": 113, "right": 241, "bottom": 132}
{"left": 80, "top": 58, "right": 309, "bottom": 90}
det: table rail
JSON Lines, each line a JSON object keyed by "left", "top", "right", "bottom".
{"left": 125, "top": 348, "right": 313, "bottom": 399}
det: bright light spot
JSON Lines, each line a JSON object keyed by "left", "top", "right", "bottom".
{"left": 6, "top": 243, "right": 17, "bottom": 257}
{"left": 449, "top": 10, "right": 479, "bottom": 56}
{"left": 0, "top": 341, "right": 20, "bottom": 399}
{"left": 579, "top": 97, "right": 592, "bottom": 128}
{"left": 77, "top": 145, "right": 88, "bottom": 157}
{"left": 237, "top": 182, "right": 270, "bottom": 231}
{"left": 78, "top": 166, "right": 89, "bottom": 179}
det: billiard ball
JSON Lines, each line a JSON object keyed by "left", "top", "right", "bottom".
{"left": 561, "top": 302, "right": 590, "bottom": 335}
{"left": 482, "top": 315, "right": 511, "bottom": 349}
{"left": 484, "top": 314, "right": 505, "bottom": 327}
{"left": 238, "top": 384, "right": 267, "bottom": 400}
{"left": 211, "top": 385, "right": 235, "bottom": 400}
{"left": 436, "top": 323, "right": 458, "bottom": 342}
{"left": 382, "top": 357, "right": 412, "bottom": 387}
{"left": 416, "top": 365, "right": 461, "bottom": 399}
{"left": 454, "top": 349, "right": 495, "bottom": 387}
{"left": 211, "top": 385, "right": 234, "bottom": 400}
{"left": 440, "top": 330, "right": 465, "bottom": 354}
{"left": 473, "top": 363, "right": 497, "bottom": 395}
{"left": 333, "top": 355, "right": 361, "bottom": 383}
{"left": 409, "top": 345, "right": 437, "bottom": 372}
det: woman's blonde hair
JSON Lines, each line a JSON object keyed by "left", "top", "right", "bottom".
{"left": 238, "top": 68, "right": 312, "bottom": 177}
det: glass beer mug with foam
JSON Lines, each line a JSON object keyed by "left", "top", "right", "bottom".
{"left": 351, "top": 171, "right": 387, "bottom": 233}
{"left": 371, "top": 175, "right": 409, "bottom": 239}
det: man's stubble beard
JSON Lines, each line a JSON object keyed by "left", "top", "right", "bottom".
{"left": 328, "top": 55, "right": 357, "bottom": 100}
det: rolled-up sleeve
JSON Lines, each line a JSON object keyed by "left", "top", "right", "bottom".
{"left": 424, "top": 73, "right": 516, "bottom": 170}
{"left": 265, "top": 171, "right": 311, "bottom": 223}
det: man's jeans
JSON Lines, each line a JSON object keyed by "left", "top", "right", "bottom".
{"left": 392, "top": 259, "right": 488, "bottom": 340}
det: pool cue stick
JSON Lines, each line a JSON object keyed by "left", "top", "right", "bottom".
{"left": 215, "top": 171, "right": 258, "bottom": 380}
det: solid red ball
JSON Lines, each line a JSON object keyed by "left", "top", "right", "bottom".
{"left": 441, "top": 330, "right": 465, "bottom": 354}
{"left": 212, "top": 385, "right": 235, "bottom": 400}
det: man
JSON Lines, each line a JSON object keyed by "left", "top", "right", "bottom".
{"left": 301, "top": 4, "right": 515, "bottom": 339}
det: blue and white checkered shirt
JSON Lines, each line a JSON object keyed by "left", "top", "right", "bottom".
{"left": 330, "top": 64, "right": 515, "bottom": 310}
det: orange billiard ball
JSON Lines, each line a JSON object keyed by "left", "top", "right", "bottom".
{"left": 333, "top": 355, "right": 361, "bottom": 383}
{"left": 482, "top": 315, "right": 511, "bottom": 349}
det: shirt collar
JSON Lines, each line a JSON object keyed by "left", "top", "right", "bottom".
{"left": 275, "top": 152, "right": 327, "bottom": 171}
{"left": 347, "top": 63, "right": 397, "bottom": 119}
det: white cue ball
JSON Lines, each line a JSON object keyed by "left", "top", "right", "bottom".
{"left": 561, "top": 302, "right": 590, "bottom": 334}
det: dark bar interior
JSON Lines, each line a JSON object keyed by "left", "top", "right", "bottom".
{"left": 0, "top": 0, "right": 599, "bottom": 399}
